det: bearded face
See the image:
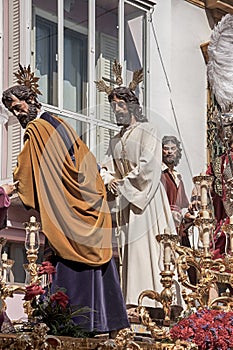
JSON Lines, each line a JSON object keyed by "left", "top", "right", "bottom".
{"left": 8, "top": 95, "right": 38, "bottom": 128}
{"left": 110, "top": 96, "right": 132, "bottom": 127}
{"left": 162, "top": 142, "right": 180, "bottom": 167}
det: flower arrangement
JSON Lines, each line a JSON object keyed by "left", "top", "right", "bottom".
{"left": 24, "top": 261, "right": 93, "bottom": 338}
{"left": 170, "top": 307, "right": 233, "bottom": 350}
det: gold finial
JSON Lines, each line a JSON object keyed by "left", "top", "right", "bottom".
{"left": 95, "top": 60, "right": 143, "bottom": 95}
{"left": 128, "top": 68, "right": 143, "bottom": 91}
{"left": 14, "top": 63, "right": 42, "bottom": 95}
{"left": 112, "top": 59, "right": 123, "bottom": 86}
{"left": 94, "top": 79, "right": 112, "bottom": 95}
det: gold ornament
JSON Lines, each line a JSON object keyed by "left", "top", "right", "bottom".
{"left": 128, "top": 68, "right": 143, "bottom": 91}
{"left": 112, "top": 59, "right": 123, "bottom": 86}
{"left": 14, "top": 63, "right": 42, "bottom": 96}
{"left": 95, "top": 59, "right": 143, "bottom": 95}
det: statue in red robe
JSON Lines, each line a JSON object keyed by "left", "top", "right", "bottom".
{"left": 161, "top": 135, "right": 196, "bottom": 284}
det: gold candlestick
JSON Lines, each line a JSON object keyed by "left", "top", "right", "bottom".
{"left": 1, "top": 252, "right": 8, "bottom": 283}
{"left": 24, "top": 216, "right": 40, "bottom": 285}
{"left": 136, "top": 235, "right": 179, "bottom": 339}
{"left": 193, "top": 174, "right": 215, "bottom": 256}
{"left": 23, "top": 216, "right": 41, "bottom": 319}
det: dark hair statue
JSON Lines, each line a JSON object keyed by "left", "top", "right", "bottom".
{"left": 2, "top": 85, "right": 41, "bottom": 111}
{"left": 2, "top": 85, "right": 42, "bottom": 128}
{"left": 108, "top": 86, "right": 148, "bottom": 123}
{"left": 162, "top": 135, "right": 182, "bottom": 167}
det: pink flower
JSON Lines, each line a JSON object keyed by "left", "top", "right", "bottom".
{"left": 24, "top": 283, "right": 45, "bottom": 301}
{"left": 50, "top": 291, "right": 69, "bottom": 309}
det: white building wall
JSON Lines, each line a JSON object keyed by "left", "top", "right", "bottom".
{"left": 150, "top": 0, "right": 211, "bottom": 196}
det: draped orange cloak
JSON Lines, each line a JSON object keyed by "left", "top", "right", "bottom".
{"left": 13, "top": 114, "right": 112, "bottom": 266}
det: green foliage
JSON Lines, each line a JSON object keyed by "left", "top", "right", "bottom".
{"left": 31, "top": 290, "right": 95, "bottom": 338}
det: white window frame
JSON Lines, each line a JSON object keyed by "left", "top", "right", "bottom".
{"left": 1, "top": 0, "right": 153, "bottom": 181}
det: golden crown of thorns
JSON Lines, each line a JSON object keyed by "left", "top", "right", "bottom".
{"left": 94, "top": 59, "right": 143, "bottom": 95}
{"left": 14, "top": 63, "right": 42, "bottom": 96}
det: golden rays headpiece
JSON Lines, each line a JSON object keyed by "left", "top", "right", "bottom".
{"left": 14, "top": 63, "right": 42, "bottom": 96}
{"left": 95, "top": 59, "right": 143, "bottom": 95}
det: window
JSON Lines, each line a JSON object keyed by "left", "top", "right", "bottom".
{"left": 1, "top": 0, "right": 154, "bottom": 282}
{"left": 2, "top": 0, "right": 153, "bottom": 176}
{"left": 94, "top": 0, "right": 148, "bottom": 161}
{"left": 63, "top": 29, "right": 87, "bottom": 113}
{"left": 33, "top": 0, "right": 88, "bottom": 113}
{"left": 63, "top": 0, "right": 88, "bottom": 114}
{"left": 32, "top": 0, "right": 149, "bottom": 157}
{"left": 35, "top": 15, "right": 58, "bottom": 106}
{"left": 124, "top": 3, "right": 146, "bottom": 105}
{"left": 95, "top": 0, "right": 119, "bottom": 125}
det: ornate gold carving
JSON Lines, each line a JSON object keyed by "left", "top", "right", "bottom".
{"left": 0, "top": 323, "right": 61, "bottom": 349}
{"left": 114, "top": 328, "right": 141, "bottom": 349}
{"left": 112, "top": 59, "right": 123, "bottom": 86}
{"left": 136, "top": 173, "right": 233, "bottom": 346}
{"left": 95, "top": 60, "right": 143, "bottom": 95}
{"left": 14, "top": 64, "right": 42, "bottom": 96}
{"left": 137, "top": 291, "right": 168, "bottom": 340}
{"left": 128, "top": 69, "right": 143, "bottom": 91}
{"left": 94, "top": 79, "right": 112, "bottom": 95}
{"left": 211, "top": 156, "right": 223, "bottom": 196}
{"left": 0, "top": 333, "right": 198, "bottom": 349}
{"left": 136, "top": 234, "right": 179, "bottom": 340}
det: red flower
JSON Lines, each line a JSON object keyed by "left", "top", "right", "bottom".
{"left": 38, "top": 261, "right": 56, "bottom": 276}
{"left": 170, "top": 308, "right": 233, "bottom": 349}
{"left": 24, "top": 283, "right": 45, "bottom": 301}
{"left": 50, "top": 291, "right": 69, "bottom": 309}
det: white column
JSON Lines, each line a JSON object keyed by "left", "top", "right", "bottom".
{"left": 88, "top": 0, "right": 96, "bottom": 153}
{"left": 58, "top": 0, "right": 64, "bottom": 111}
{"left": 20, "top": 0, "right": 32, "bottom": 65}
{"left": 118, "top": 0, "right": 124, "bottom": 67}
{"left": 145, "top": 10, "right": 152, "bottom": 120}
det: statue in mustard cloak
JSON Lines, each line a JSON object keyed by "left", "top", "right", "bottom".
{"left": 14, "top": 113, "right": 112, "bottom": 266}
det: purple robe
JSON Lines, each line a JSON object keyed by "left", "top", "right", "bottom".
{"left": 52, "top": 257, "right": 130, "bottom": 333}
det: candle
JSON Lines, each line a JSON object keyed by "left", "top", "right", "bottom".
{"left": 30, "top": 216, "right": 36, "bottom": 223}
{"left": 30, "top": 232, "right": 36, "bottom": 247}
{"left": 230, "top": 216, "right": 233, "bottom": 224}
{"left": 164, "top": 227, "right": 171, "bottom": 235}
{"left": 2, "top": 252, "right": 7, "bottom": 261}
{"left": 164, "top": 242, "right": 171, "bottom": 265}
{"left": 230, "top": 234, "right": 233, "bottom": 253}
{"left": 201, "top": 184, "right": 208, "bottom": 207}
{"left": 202, "top": 210, "right": 209, "bottom": 219}
{"left": 203, "top": 230, "right": 210, "bottom": 248}
{"left": 2, "top": 268, "right": 7, "bottom": 282}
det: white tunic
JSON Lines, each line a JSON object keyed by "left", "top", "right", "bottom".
{"left": 101, "top": 122, "right": 176, "bottom": 307}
